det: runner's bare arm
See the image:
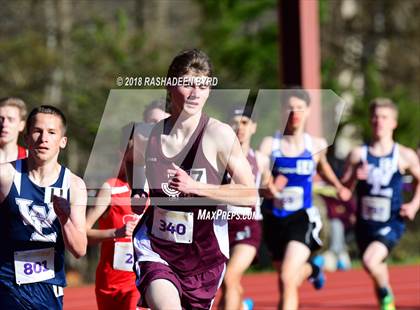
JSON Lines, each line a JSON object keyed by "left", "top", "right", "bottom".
{"left": 399, "top": 146, "right": 420, "bottom": 220}
{"left": 168, "top": 122, "right": 257, "bottom": 206}
{"left": 256, "top": 151, "right": 274, "bottom": 198}
{"left": 341, "top": 146, "right": 363, "bottom": 190}
{"left": 54, "top": 174, "right": 87, "bottom": 258}
{"left": 0, "top": 162, "right": 14, "bottom": 204}
{"left": 316, "top": 138, "right": 351, "bottom": 201}
{"left": 86, "top": 182, "right": 114, "bottom": 244}
{"left": 86, "top": 182, "right": 136, "bottom": 245}
{"left": 259, "top": 136, "right": 273, "bottom": 157}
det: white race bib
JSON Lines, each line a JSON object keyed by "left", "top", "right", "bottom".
{"left": 274, "top": 187, "right": 304, "bottom": 211}
{"left": 14, "top": 248, "right": 55, "bottom": 285}
{"left": 151, "top": 208, "right": 193, "bottom": 244}
{"left": 113, "top": 242, "right": 134, "bottom": 272}
{"left": 226, "top": 205, "right": 253, "bottom": 216}
{"left": 361, "top": 196, "right": 391, "bottom": 222}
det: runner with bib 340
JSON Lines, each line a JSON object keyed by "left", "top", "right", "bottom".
{"left": 133, "top": 49, "right": 257, "bottom": 310}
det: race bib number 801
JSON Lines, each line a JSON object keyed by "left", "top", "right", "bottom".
{"left": 14, "top": 248, "right": 55, "bottom": 285}
{"left": 152, "top": 208, "right": 193, "bottom": 244}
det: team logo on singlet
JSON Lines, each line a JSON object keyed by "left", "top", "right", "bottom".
{"left": 161, "top": 168, "right": 207, "bottom": 197}
{"left": 161, "top": 183, "right": 181, "bottom": 197}
{"left": 15, "top": 198, "right": 58, "bottom": 242}
{"left": 367, "top": 158, "right": 394, "bottom": 197}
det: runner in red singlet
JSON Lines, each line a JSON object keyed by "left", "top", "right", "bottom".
{"left": 0, "top": 97, "right": 28, "bottom": 163}
{"left": 86, "top": 127, "right": 144, "bottom": 310}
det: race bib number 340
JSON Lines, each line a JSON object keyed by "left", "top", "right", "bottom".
{"left": 152, "top": 208, "right": 193, "bottom": 244}
{"left": 14, "top": 248, "right": 55, "bottom": 285}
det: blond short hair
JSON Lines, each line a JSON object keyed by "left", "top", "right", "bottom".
{"left": 369, "top": 98, "right": 398, "bottom": 119}
{"left": 0, "top": 97, "right": 28, "bottom": 120}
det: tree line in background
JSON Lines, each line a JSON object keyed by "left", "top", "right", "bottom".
{"left": 1, "top": 0, "right": 418, "bottom": 280}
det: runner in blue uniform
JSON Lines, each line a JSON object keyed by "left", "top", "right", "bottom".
{"left": 342, "top": 98, "right": 420, "bottom": 310}
{"left": 259, "top": 88, "right": 351, "bottom": 310}
{"left": 0, "top": 105, "right": 87, "bottom": 309}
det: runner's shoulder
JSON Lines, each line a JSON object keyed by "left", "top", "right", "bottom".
{"left": 398, "top": 144, "right": 418, "bottom": 169}
{"left": 259, "top": 136, "right": 274, "bottom": 156}
{"left": 308, "top": 135, "right": 327, "bottom": 155}
{"left": 347, "top": 145, "right": 364, "bottom": 164}
{"left": 206, "top": 118, "right": 236, "bottom": 141}
{"left": 0, "top": 162, "right": 15, "bottom": 184}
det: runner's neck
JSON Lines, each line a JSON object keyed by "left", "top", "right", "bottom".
{"left": 370, "top": 137, "right": 394, "bottom": 157}
{"left": 27, "top": 158, "right": 62, "bottom": 187}
{"left": 0, "top": 142, "right": 18, "bottom": 163}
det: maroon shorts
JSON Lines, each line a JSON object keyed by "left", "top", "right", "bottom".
{"left": 137, "top": 261, "right": 225, "bottom": 310}
{"left": 228, "top": 219, "right": 262, "bottom": 249}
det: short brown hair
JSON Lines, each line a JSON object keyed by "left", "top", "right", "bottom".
{"left": 0, "top": 97, "right": 28, "bottom": 120}
{"left": 166, "top": 49, "right": 213, "bottom": 109}
{"left": 26, "top": 105, "right": 67, "bottom": 134}
{"left": 369, "top": 98, "right": 398, "bottom": 119}
{"left": 166, "top": 49, "right": 213, "bottom": 79}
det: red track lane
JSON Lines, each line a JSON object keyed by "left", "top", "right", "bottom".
{"left": 64, "top": 264, "right": 420, "bottom": 310}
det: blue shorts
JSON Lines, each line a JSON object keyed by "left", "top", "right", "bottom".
{"left": 0, "top": 279, "right": 64, "bottom": 310}
{"left": 355, "top": 220, "right": 405, "bottom": 255}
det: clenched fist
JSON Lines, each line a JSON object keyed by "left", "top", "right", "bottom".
{"left": 52, "top": 195, "right": 71, "bottom": 224}
{"left": 114, "top": 220, "right": 138, "bottom": 238}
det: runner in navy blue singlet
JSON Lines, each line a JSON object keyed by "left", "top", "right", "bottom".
{"left": 342, "top": 98, "right": 420, "bottom": 310}
{"left": 0, "top": 105, "right": 87, "bottom": 310}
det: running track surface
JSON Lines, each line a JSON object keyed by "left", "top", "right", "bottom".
{"left": 64, "top": 264, "right": 420, "bottom": 310}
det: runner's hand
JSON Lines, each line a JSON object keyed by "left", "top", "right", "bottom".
{"left": 356, "top": 161, "right": 369, "bottom": 180}
{"left": 115, "top": 220, "right": 137, "bottom": 238}
{"left": 274, "top": 174, "right": 288, "bottom": 191}
{"left": 52, "top": 195, "right": 71, "bottom": 224}
{"left": 337, "top": 186, "right": 352, "bottom": 202}
{"left": 400, "top": 202, "right": 418, "bottom": 220}
{"left": 167, "top": 163, "right": 197, "bottom": 195}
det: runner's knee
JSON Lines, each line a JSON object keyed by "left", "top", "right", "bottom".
{"left": 223, "top": 270, "right": 242, "bottom": 288}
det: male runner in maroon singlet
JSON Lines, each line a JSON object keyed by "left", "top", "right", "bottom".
{"left": 0, "top": 97, "right": 28, "bottom": 163}
{"left": 133, "top": 49, "right": 257, "bottom": 310}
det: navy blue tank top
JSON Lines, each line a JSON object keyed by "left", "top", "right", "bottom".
{"left": 0, "top": 159, "right": 70, "bottom": 286}
{"left": 356, "top": 144, "right": 403, "bottom": 226}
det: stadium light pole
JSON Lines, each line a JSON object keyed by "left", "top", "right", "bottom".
{"left": 277, "top": 0, "right": 322, "bottom": 137}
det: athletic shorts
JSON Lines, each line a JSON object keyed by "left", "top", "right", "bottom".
{"left": 228, "top": 219, "right": 262, "bottom": 249}
{"left": 0, "top": 279, "right": 64, "bottom": 310}
{"left": 355, "top": 220, "right": 405, "bottom": 255}
{"left": 96, "top": 287, "right": 139, "bottom": 310}
{"left": 136, "top": 261, "right": 225, "bottom": 310}
{"left": 263, "top": 208, "right": 323, "bottom": 261}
